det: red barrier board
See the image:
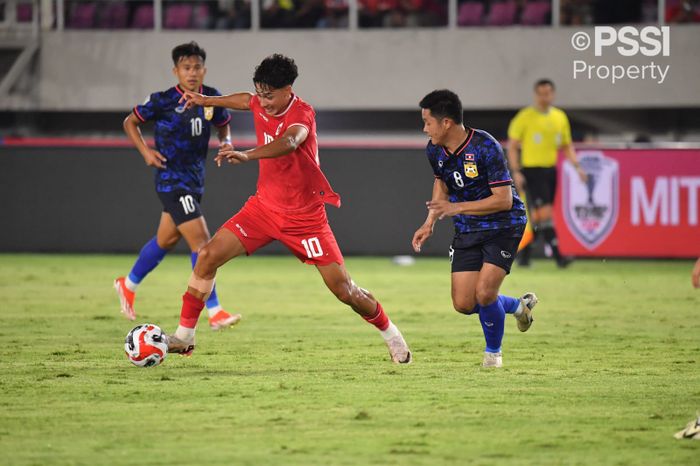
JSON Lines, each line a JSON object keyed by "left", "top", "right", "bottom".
{"left": 554, "top": 149, "right": 700, "bottom": 258}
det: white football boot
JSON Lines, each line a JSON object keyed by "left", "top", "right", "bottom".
{"left": 385, "top": 332, "right": 412, "bottom": 364}
{"left": 165, "top": 334, "right": 195, "bottom": 357}
{"left": 516, "top": 292, "right": 538, "bottom": 332}
{"left": 674, "top": 415, "right": 700, "bottom": 440}
{"left": 482, "top": 351, "right": 503, "bottom": 368}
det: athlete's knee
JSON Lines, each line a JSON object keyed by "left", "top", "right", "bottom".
{"left": 195, "top": 244, "right": 222, "bottom": 271}
{"left": 475, "top": 287, "right": 498, "bottom": 307}
{"left": 157, "top": 236, "right": 179, "bottom": 250}
{"left": 452, "top": 296, "right": 477, "bottom": 315}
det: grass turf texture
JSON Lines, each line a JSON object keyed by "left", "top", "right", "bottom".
{"left": 0, "top": 254, "right": 698, "bottom": 465}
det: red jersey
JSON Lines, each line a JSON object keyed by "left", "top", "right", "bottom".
{"left": 249, "top": 94, "right": 341, "bottom": 213}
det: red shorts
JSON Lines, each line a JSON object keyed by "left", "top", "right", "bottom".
{"left": 221, "top": 196, "right": 344, "bottom": 266}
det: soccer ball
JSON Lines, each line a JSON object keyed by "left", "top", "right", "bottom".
{"left": 124, "top": 324, "right": 168, "bottom": 367}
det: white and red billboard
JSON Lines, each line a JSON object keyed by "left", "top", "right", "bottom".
{"left": 555, "top": 148, "right": 700, "bottom": 258}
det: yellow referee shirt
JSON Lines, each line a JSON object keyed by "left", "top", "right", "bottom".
{"left": 507, "top": 106, "right": 572, "bottom": 168}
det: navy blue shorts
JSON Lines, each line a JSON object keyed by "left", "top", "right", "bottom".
{"left": 450, "top": 226, "right": 524, "bottom": 274}
{"left": 157, "top": 190, "right": 203, "bottom": 226}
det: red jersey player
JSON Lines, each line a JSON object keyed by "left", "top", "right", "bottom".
{"left": 165, "top": 54, "right": 412, "bottom": 364}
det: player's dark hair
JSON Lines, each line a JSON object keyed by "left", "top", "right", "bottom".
{"left": 253, "top": 54, "right": 299, "bottom": 90}
{"left": 534, "top": 78, "right": 555, "bottom": 90}
{"left": 419, "top": 89, "right": 463, "bottom": 124}
{"left": 172, "top": 41, "right": 206, "bottom": 65}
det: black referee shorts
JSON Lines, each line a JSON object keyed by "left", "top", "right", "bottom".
{"left": 522, "top": 167, "right": 557, "bottom": 208}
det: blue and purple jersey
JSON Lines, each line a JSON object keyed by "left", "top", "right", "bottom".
{"left": 426, "top": 128, "right": 527, "bottom": 233}
{"left": 133, "top": 84, "right": 231, "bottom": 194}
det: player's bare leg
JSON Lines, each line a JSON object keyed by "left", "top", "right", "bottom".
{"left": 451, "top": 271, "right": 480, "bottom": 314}
{"left": 115, "top": 212, "right": 180, "bottom": 320}
{"left": 316, "top": 263, "right": 412, "bottom": 364}
{"left": 156, "top": 212, "right": 183, "bottom": 249}
{"left": 167, "top": 228, "right": 246, "bottom": 355}
{"left": 179, "top": 218, "right": 241, "bottom": 330}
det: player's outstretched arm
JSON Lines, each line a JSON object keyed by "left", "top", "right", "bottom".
{"left": 215, "top": 125, "right": 308, "bottom": 166}
{"left": 123, "top": 113, "right": 167, "bottom": 169}
{"left": 427, "top": 185, "right": 513, "bottom": 220}
{"left": 179, "top": 90, "right": 253, "bottom": 111}
{"left": 412, "top": 179, "right": 448, "bottom": 253}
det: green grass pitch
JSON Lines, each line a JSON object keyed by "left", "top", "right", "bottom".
{"left": 0, "top": 254, "right": 698, "bottom": 465}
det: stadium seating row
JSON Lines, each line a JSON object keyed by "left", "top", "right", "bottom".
{"left": 9, "top": 0, "right": 698, "bottom": 29}
{"left": 11, "top": 0, "right": 550, "bottom": 29}
{"left": 458, "top": 1, "right": 550, "bottom": 26}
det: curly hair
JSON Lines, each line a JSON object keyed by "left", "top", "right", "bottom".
{"left": 253, "top": 54, "right": 299, "bottom": 90}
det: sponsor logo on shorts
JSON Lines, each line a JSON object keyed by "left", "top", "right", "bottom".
{"left": 500, "top": 250, "right": 512, "bottom": 259}
{"left": 235, "top": 223, "right": 248, "bottom": 237}
{"left": 449, "top": 246, "right": 454, "bottom": 263}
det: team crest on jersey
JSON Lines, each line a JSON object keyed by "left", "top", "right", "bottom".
{"left": 464, "top": 162, "right": 478, "bottom": 178}
{"left": 204, "top": 106, "right": 214, "bottom": 121}
{"left": 562, "top": 151, "right": 619, "bottom": 250}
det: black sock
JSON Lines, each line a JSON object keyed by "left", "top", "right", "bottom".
{"left": 541, "top": 226, "right": 562, "bottom": 261}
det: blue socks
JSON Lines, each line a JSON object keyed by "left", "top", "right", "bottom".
{"left": 128, "top": 237, "right": 169, "bottom": 285}
{"left": 499, "top": 295, "right": 520, "bottom": 314}
{"left": 190, "top": 253, "right": 221, "bottom": 311}
{"left": 127, "top": 239, "right": 222, "bottom": 315}
{"left": 475, "top": 299, "right": 506, "bottom": 354}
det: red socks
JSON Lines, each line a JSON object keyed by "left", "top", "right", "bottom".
{"left": 363, "top": 302, "right": 390, "bottom": 331}
{"left": 179, "top": 292, "right": 206, "bottom": 328}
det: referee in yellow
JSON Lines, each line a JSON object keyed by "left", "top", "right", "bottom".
{"left": 507, "top": 79, "right": 587, "bottom": 268}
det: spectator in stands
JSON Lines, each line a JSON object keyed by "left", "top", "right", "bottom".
{"left": 319, "top": 0, "right": 349, "bottom": 28}
{"left": 360, "top": 0, "right": 445, "bottom": 27}
{"left": 216, "top": 0, "right": 252, "bottom": 29}
{"left": 560, "top": 0, "right": 593, "bottom": 25}
{"left": 291, "top": 0, "right": 327, "bottom": 27}
{"left": 419, "top": 0, "right": 447, "bottom": 25}
{"left": 667, "top": 0, "right": 700, "bottom": 22}
{"left": 261, "top": 0, "right": 293, "bottom": 27}
{"left": 360, "top": 0, "right": 398, "bottom": 27}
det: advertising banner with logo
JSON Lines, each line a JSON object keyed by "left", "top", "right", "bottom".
{"left": 555, "top": 149, "right": 700, "bottom": 258}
